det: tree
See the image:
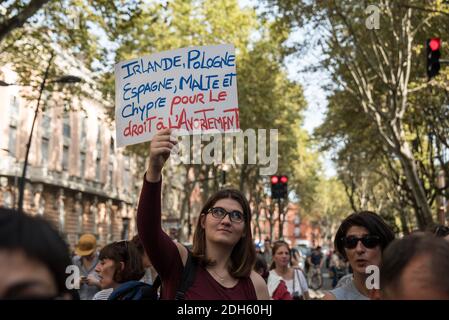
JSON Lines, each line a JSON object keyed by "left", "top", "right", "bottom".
{"left": 267, "top": 0, "right": 449, "bottom": 229}
{"left": 0, "top": 0, "right": 51, "bottom": 43}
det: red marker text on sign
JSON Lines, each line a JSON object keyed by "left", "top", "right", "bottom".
{"left": 209, "top": 90, "right": 227, "bottom": 102}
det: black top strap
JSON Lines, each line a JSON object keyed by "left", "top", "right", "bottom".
{"left": 175, "top": 249, "right": 197, "bottom": 300}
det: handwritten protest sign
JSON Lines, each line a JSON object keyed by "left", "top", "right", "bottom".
{"left": 115, "top": 44, "right": 240, "bottom": 147}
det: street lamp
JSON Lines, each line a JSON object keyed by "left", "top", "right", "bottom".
{"left": 1, "top": 55, "right": 82, "bottom": 213}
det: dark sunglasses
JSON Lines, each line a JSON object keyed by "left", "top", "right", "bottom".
{"left": 341, "top": 235, "right": 380, "bottom": 249}
{"left": 207, "top": 207, "right": 245, "bottom": 223}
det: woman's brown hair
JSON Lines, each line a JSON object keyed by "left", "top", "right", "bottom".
{"left": 99, "top": 241, "right": 145, "bottom": 283}
{"left": 191, "top": 188, "right": 255, "bottom": 278}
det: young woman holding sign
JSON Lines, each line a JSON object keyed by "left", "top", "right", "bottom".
{"left": 137, "top": 128, "right": 269, "bottom": 300}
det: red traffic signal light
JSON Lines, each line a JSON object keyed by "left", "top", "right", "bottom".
{"left": 271, "top": 175, "right": 288, "bottom": 199}
{"left": 429, "top": 38, "right": 441, "bottom": 51}
{"left": 427, "top": 38, "right": 441, "bottom": 80}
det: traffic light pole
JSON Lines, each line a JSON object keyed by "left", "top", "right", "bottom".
{"left": 278, "top": 197, "right": 283, "bottom": 239}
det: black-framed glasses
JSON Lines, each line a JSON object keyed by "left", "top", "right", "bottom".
{"left": 341, "top": 235, "right": 380, "bottom": 249}
{"left": 207, "top": 207, "right": 245, "bottom": 223}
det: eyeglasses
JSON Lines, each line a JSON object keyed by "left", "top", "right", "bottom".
{"left": 341, "top": 235, "right": 380, "bottom": 249}
{"left": 207, "top": 207, "right": 245, "bottom": 223}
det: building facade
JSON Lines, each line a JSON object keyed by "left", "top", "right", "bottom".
{"left": 0, "top": 65, "right": 141, "bottom": 250}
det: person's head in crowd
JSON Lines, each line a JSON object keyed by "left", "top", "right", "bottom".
{"left": 334, "top": 211, "right": 395, "bottom": 276}
{"left": 270, "top": 240, "right": 291, "bottom": 270}
{"left": 192, "top": 188, "right": 255, "bottom": 278}
{"left": 131, "top": 234, "right": 152, "bottom": 268}
{"left": 95, "top": 241, "right": 145, "bottom": 290}
{"left": 74, "top": 233, "right": 97, "bottom": 260}
{"left": 0, "top": 208, "right": 77, "bottom": 299}
{"left": 264, "top": 237, "right": 271, "bottom": 252}
{"left": 254, "top": 254, "right": 268, "bottom": 281}
{"left": 380, "top": 234, "right": 449, "bottom": 300}
{"left": 290, "top": 248, "right": 301, "bottom": 268}
{"left": 431, "top": 224, "right": 449, "bottom": 241}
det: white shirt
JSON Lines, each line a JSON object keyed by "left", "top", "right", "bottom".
{"left": 267, "top": 269, "right": 309, "bottom": 297}
{"left": 92, "top": 288, "right": 113, "bottom": 300}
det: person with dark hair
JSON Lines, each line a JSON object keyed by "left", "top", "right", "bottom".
{"left": 137, "top": 129, "right": 269, "bottom": 300}
{"left": 306, "top": 245, "right": 323, "bottom": 289}
{"left": 254, "top": 253, "right": 269, "bottom": 282}
{"left": 131, "top": 234, "right": 157, "bottom": 285}
{"left": 262, "top": 237, "right": 272, "bottom": 266}
{"left": 323, "top": 211, "right": 395, "bottom": 300}
{"left": 0, "top": 208, "right": 77, "bottom": 299}
{"left": 380, "top": 234, "right": 449, "bottom": 300}
{"left": 94, "top": 240, "right": 150, "bottom": 300}
{"left": 267, "top": 240, "right": 309, "bottom": 300}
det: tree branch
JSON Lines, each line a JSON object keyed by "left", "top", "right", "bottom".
{"left": 0, "top": 0, "right": 51, "bottom": 43}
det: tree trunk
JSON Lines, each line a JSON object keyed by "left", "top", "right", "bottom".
{"left": 398, "top": 207, "right": 410, "bottom": 235}
{"left": 397, "top": 142, "right": 434, "bottom": 229}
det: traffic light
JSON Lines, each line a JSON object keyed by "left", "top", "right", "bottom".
{"left": 271, "top": 175, "right": 288, "bottom": 199}
{"left": 427, "top": 38, "right": 441, "bottom": 80}
{"left": 271, "top": 175, "right": 281, "bottom": 199}
{"left": 280, "top": 175, "right": 288, "bottom": 199}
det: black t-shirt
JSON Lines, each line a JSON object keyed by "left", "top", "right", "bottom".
{"left": 310, "top": 251, "right": 323, "bottom": 266}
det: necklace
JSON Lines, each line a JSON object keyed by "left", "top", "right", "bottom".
{"left": 209, "top": 268, "right": 226, "bottom": 282}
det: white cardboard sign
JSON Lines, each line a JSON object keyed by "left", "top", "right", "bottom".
{"left": 115, "top": 44, "right": 240, "bottom": 147}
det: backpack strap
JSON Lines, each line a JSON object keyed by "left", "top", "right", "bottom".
{"left": 174, "top": 249, "right": 197, "bottom": 300}
{"left": 147, "top": 275, "right": 162, "bottom": 300}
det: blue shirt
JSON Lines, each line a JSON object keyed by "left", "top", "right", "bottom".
{"left": 72, "top": 253, "right": 100, "bottom": 300}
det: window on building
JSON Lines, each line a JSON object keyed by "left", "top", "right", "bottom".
{"left": 41, "top": 137, "right": 49, "bottom": 166}
{"left": 110, "top": 138, "right": 114, "bottom": 155}
{"left": 95, "top": 157, "right": 101, "bottom": 181}
{"left": 108, "top": 162, "right": 113, "bottom": 186}
{"left": 8, "top": 126, "right": 16, "bottom": 157}
{"left": 9, "top": 96, "right": 19, "bottom": 120}
{"left": 8, "top": 95, "right": 19, "bottom": 157}
{"left": 63, "top": 118, "right": 71, "bottom": 139}
{"left": 80, "top": 152, "right": 86, "bottom": 179}
{"left": 97, "top": 124, "right": 102, "bottom": 151}
{"left": 62, "top": 146, "right": 69, "bottom": 171}
{"left": 42, "top": 114, "right": 51, "bottom": 136}
{"left": 80, "top": 116, "right": 87, "bottom": 146}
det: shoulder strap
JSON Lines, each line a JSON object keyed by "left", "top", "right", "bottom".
{"left": 147, "top": 275, "right": 162, "bottom": 300}
{"left": 295, "top": 268, "right": 306, "bottom": 293}
{"left": 292, "top": 268, "right": 296, "bottom": 293}
{"left": 175, "top": 249, "right": 197, "bottom": 300}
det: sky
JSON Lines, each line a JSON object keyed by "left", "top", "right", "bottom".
{"left": 285, "top": 29, "right": 337, "bottom": 177}
{"left": 238, "top": 0, "right": 337, "bottom": 176}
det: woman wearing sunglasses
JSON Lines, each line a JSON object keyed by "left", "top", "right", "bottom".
{"left": 137, "top": 129, "right": 269, "bottom": 300}
{"left": 323, "top": 211, "right": 395, "bottom": 300}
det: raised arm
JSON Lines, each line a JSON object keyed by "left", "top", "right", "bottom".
{"left": 137, "top": 129, "right": 187, "bottom": 287}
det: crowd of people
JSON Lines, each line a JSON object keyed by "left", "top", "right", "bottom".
{"left": 1, "top": 129, "right": 449, "bottom": 300}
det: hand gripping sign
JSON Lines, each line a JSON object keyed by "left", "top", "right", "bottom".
{"left": 115, "top": 44, "right": 240, "bottom": 147}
